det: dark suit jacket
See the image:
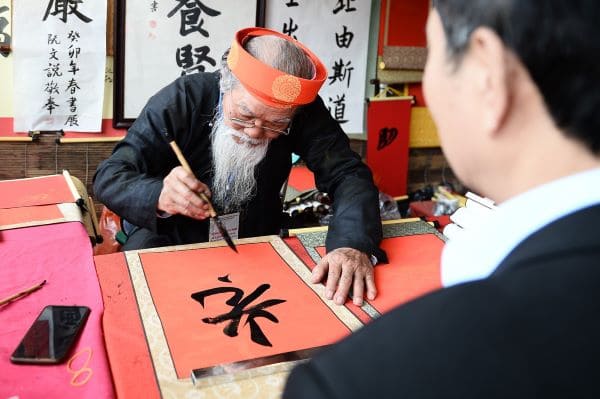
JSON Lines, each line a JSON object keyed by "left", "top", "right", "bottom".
{"left": 93, "top": 72, "right": 384, "bottom": 259}
{"left": 284, "top": 204, "right": 600, "bottom": 398}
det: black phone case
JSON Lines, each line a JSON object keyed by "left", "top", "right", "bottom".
{"left": 10, "top": 305, "right": 91, "bottom": 364}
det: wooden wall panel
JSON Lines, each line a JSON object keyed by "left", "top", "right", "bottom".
{"left": 0, "top": 137, "right": 115, "bottom": 215}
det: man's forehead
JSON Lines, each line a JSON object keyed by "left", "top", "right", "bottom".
{"left": 230, "top": 87, "right": 296, "bottom": 119}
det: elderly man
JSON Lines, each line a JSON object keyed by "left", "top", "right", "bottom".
{"left": 94, "top": 28, "right": 385, "bottom": 306}
{"left": 284, "top": 0, "right": 600, "bottom": 397}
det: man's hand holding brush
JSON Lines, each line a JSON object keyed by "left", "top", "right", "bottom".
{"left": 158, "top": 166, "right": 213, "bottom": 220}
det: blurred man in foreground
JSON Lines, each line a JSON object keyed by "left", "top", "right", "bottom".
{"left": 284, "top": 1, "right": 600, "bottom": 397}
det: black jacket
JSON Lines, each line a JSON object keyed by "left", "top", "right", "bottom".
{"left": 283, "top": 204, "right": 600, "bottom": 398}
{"left": 94, "top": 72, "right": 384, "bottom": 259}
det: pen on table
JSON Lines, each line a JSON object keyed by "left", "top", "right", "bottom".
{"left": 161, "top": 129, "right": 238, "bottom": 253}
{"left": 0, "top": 280, "right": 46, "bottom": 306}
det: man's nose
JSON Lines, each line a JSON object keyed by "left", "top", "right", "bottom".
{"left": 243, "top": 124, "right": 267, "bottom": 139}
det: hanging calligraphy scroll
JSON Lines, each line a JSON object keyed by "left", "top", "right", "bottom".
{"left": 12, "top": 1, "right": 107, "bottom": 132}
{"left": 114, "top": 0, "right": 265, "bottom": 128}
{"left": 366, "top": 96, "right": 412, "bottom": 196}
{"left": 116, "top": 235, "right": 361, "bottom": 394}
{"left": 265, "top": 0, "right": 373, "bottom": 134}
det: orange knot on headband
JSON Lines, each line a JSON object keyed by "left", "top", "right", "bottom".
{"left": 227, "top": 27, "right": 327, "bottom": 108}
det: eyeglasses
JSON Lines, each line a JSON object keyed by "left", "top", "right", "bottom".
{"left": 229, "top": 117, "right": 291, "bottom": 136}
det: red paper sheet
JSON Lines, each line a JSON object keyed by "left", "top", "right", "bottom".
{"left": 94, "top": 253, "right": 161, "bottom": 399}
{"left": 0, "top": 204, "right": 64, "bottom": 227}
{"left": 287, "top": 234, "right": 443, "bottom": 319}
{"left": 0, "top": 174, "right": 75, "bottom": 209}
{"left": 316, "top": 234, "right": 443, "bottom": 315}
{"left": 283, "top": 236, "right": 373, "bottom": 324}
{"left": 288, "top": 165, "right": 316, "bottom": 192}
{"left": 139, "top": 242, "right": 352, "bottom": 378}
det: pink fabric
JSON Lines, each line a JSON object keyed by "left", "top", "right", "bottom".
{"left": 0, "top": 223, "right": 114, "bottom": 398}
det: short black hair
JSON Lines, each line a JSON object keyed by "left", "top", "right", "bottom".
{"left": 432, "top": 0, "right": 600, "bottom": 154}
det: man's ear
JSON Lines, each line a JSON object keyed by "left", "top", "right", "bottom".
{"left": 467, "top": 27, "right": 510, "bottom": 135}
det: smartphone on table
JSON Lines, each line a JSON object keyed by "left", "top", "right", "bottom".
{"left": 10, "top": 305, "right": 91, "bottom": 364}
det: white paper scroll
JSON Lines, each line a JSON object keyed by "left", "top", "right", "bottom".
{"left": 12, "top": 0, "right": 107, "bottom": 132}
{"left": 266, "top": 0, "right": 372, "bottom": 134}
{"left": 121, "top": 0, "right": 257, "bottom": 120}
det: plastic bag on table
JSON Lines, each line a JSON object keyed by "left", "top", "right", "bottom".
{"left": 93, "top": 206, "right": 122, "bottom": 255}
{"left": 379, "top": 191, "right": 401, "bottom": 220}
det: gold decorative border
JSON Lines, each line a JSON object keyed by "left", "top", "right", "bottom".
{"left": 124, "top": 235, "right": 362, "bottom": 396}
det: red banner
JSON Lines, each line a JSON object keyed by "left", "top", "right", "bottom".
{"left": 366, "top": 98, "right": 412, "bottom": 196}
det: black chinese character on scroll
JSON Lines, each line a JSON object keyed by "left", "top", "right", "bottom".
{"left": 328, "top": 58, "right": 353, "bottom": 88}
{"left": 44, "top": 62, "right": 63, "bottom": 78}
{"left": 176, "top": 44, "right": 216, "bottom": 75}
{"left": 377, "top": 127, "right": 398, "bottom": 150}
{"left": 44, "top": 96, "right": 60, "bottom": 114}
{"left": 49, "top": 48, "right": 60, "bottom": 61}
{"left": 333, "top": 0, "right": 356, "bottom": 14}
{"left": 66, "top": 78, "right": 80, "bottom": 94}
{"left": 167, "top": 0, "right": 221, "bottom": 37}
{"left": 44, "top": 81, "right": 60, "bottom": 95}
{"left": 283, "top": 17, "right": 299, "bottom": 39}
{"left": 328, "top": 94, "right": 348, "bottom": 124}
{"left": 65, "top": 114, "right": 79, "bottom": 127}
{"left": 285, "top": 0, "right": 299, "bottom": 6}
{"left": 0, "top": 6, "right": 12, "bottom": 57}
{"left": 43, "top": 0, "right": 92, "bottom": 23}
{"left": 335, "top": 25, "right": 354, "bottom": 48}
{"left": 192, "top": 279, "right": 286, "bottom": 347}
{"left": 48, "top": 34, "right": 61, "bottom": 45}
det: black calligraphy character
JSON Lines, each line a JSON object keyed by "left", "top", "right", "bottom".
{"left": 44, "top": 96, "right": 59, "bottom": 114}
{"left": 0, "top": 6, "right": 11, "bottom": 57}
{"left": 284, "top": 0, "right": 299, "bottom": 6}
{"left": 48, "top": 34, "right": 60, "bottom": 45}
{"left": 283, "top": 17, "right": 298, "bottom": 39}
{"left": 49, "top": 48, "right": 59, "bottom": 61}
{"left": 66, "top": 78, "right": 80, "bottom": 94}
{"left": 335, "top": 25, "right": 354, "bottom": 48}
{"left": 377, "top": 127, "right": 398, "bottom": 150}
{"left": 328, "top": 59, "right": 353, "bottom": 88}
{"left": 65, "top": 115, "right": 79, "bottom": 127}
{"left": 44, "top": 81, "right": 60, "bottom": 95}
{"left": 67, "top": 30, "right": 80, "bottom": 42}
{"left": 333, "top": 0, "right": 356, "bottom": 14}
{"left": 176, "top": 44, "right": 216, "bottom": 75}
{"left": 150, "top": 1, "right": 158, "bottom": 12}
{"left": 167, "top": 0, "right": 220, "bottom": 37}
{"left": 191, "top": 282, "right": 286, "bottom": 347}
{"left": 68, "top": 96, "right": 77, "bottom": 112}
{"left": 328, "top": 94, "right": 348, "bottom": 124}
{"left": 43, "top": 0, "right": 92, "bottom": 24}
{"left": 44, "top": 63, "right": 62, "bottom": 78}
{"left": 68, "top": 45, "right": 81, "bottom": 59}
{"left": 68, "top": 59, "right": 80, "bottom": 75}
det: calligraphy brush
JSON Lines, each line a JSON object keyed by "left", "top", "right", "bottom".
{"left": 162, "top": 129, "right": 238, "bottom": 253}
{"left": 0, "top": 280, "right": 46, "bottom": 306}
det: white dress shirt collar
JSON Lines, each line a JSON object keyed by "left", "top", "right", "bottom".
{"left": 441, "top": 167, "right": 600, "bottom": 287}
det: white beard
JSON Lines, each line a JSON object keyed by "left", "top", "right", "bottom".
{"left": 210, "top": 114, "right": 271, "bottom": 212}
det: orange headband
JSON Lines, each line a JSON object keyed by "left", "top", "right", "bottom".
{"left": 227, "top": 27, "right": 327, "bottom": 108}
